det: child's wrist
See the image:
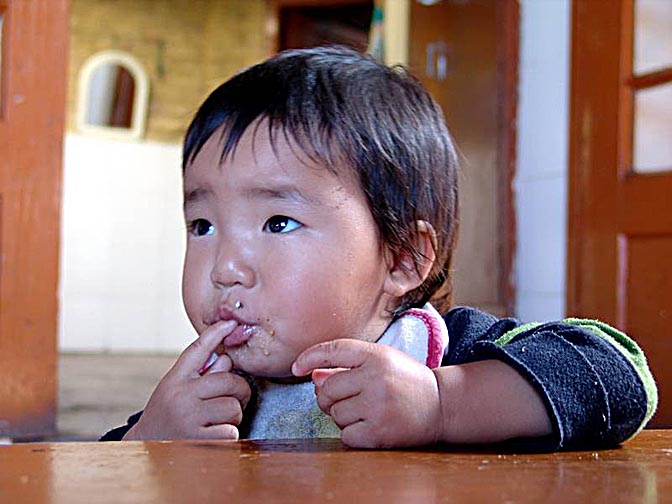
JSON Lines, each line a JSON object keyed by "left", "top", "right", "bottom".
{"left": 431, "top": 365, "right": 468, "bottom": 444}
{"left": 430, "top": 366, "right": 451, "bottom": 444}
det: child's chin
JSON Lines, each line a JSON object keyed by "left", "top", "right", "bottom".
{"left": 247, "top": 369, "right": 308, "bottom": 384}
{"left": 230, "top": 357, "right": 293, "bottom": 380}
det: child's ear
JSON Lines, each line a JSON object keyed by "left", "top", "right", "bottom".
{"left": 383, "top": 220, "right": 437, "bottom": 298}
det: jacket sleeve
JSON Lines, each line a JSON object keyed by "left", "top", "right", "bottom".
{"left": 99, "top": 411, "right": 142, "bottom": 441}
{"left": 442, "top": 307, "right": 658, "bottom": 451}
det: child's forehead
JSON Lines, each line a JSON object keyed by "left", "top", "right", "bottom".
{"left": 184, "top": 122, "right": 363, "bottom": 201}
{"left": 190, "top": 121, "right": 354, "bottom": 181}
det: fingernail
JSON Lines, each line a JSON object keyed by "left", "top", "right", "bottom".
{"left": 213, "top": 319, "right": 238, "bottom": 335}
{"left": 311, "top": 370, "right": 327, "bottom": 387}
{"left": 199, "top": 352, "right": 219, "bottom": 375}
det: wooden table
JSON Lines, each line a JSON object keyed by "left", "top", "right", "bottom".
{"left": 1, "top": 430, "right": 671, "bottom": 503}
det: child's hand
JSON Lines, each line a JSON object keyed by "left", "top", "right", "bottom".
{"left": 123, "top": 320, "right": 251, "bottom": 441}
{"left": 292, "top": 339, "right": 443, "bottom": 448}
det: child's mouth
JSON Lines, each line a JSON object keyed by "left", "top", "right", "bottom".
{"left": 200, "top": 321, "right": 258, "bottom": 374}
{"left": 223, "top": 323, "right": 257, "bottom": 347}
{"left": 205, "top": 305, "right": 257, "bottom": 347}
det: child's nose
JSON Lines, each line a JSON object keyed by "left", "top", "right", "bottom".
{"left": 210, "top": 252, "right": 256, "bottom": 289}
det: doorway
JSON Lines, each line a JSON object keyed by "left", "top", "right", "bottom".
{"left": 276, "top": 1, "right": 373, "bottom": 51}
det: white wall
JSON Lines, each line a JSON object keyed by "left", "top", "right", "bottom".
{"left": 59, "top": 134, "right": 193, "bottom": 352}
{"left": 514, "top": 0, "right": 570, "bottom": 321}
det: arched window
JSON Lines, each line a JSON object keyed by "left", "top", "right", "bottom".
{"left": 76, "top": 51, "right": 149, "bottom": 140}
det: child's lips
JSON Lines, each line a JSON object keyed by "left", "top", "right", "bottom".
{"left": 205, "top": 306, "right": 262, "bottom": 347}
{"left": 223, "top": 323, "right": 256, "bottom": 347}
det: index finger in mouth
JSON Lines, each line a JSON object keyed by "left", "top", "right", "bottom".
{"left": 177, "top": 319, "right": 238, "bottom": 377}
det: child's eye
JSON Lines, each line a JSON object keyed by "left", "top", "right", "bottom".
{"left": 263, "top": 215, "right": 302, "bottom": 234}
{"left": 189, "top": 218, "right": 215, "bottom": 237}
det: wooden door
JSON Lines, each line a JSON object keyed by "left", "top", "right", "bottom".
{"left": 268, "top": 0, "right": 373, "bottom": 53}
{"left": 408, "top": 0, "right": 517, "bottom": 316}
{"left": 568, "top": 0, "right": 672, "bottom": 427}
{"left": 0, "top": 0, "right": 68, "bottom": 439}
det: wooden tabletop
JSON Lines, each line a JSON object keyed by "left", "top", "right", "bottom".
{"left": 1, "top": 430, "right": 671, "bottom": 503}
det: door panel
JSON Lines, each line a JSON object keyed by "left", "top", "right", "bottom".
{"left": 569, "top": 0, "right": 672, "bottom": 427}
{"left": 0, "top": 0, "right": 68, "bottom": 439}
{"left": 409, "top": 0, "right": 516, "bottom": 316}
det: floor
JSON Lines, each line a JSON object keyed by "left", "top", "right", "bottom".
{"left": 56, "top": 353, "right": 177, "bottom": 441}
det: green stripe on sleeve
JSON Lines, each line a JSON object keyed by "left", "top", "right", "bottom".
{"left": 495, "top": 317, "right": 658, "bottom": 437}
{"left": 562, "top": 318, "right": 658, "bottom": 436}
{"left": 493, "top": 322, "right": 542, "bottom": 347}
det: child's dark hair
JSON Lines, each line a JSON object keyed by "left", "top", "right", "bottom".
{"left": 183, "top": 46, "right": 459, "bottom": 315}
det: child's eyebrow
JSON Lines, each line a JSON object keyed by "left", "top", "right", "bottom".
{"left": 242, "top": 186, "right": 319, "bottom": 206}
{"left": 183, "top": 186, "right": 212, "bottom": 207}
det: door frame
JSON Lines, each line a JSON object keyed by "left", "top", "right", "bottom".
{"left": 0, "top": 0, "right": 69, "bottom": 439}
{"left": 567, "top": 0, "right": 672, "bottom": 427}
{"left": 498, "top": 0, "right": 519, "bottom": 315}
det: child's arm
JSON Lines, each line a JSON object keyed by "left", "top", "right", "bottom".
{"left": 430, "top": 359, "right": 552, "bottom": 443}
{"left": 104, "top": 320, "right": 252, "bottom": 441}
{"left": 293, "top": 308, "right": 657, "bottom": 450}
{"left": 442, "top": 307, "right": 657, "bottom": 450}
{"left": 293, "top": 339, "right": 551, "bottom": 448}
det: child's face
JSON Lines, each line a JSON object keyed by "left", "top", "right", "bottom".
{"left": 182, "top": 124, "right": 396, "bottom": 378}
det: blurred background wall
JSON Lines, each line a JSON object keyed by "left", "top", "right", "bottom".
{"left": 515, "top": 0, "right": 569, "bottom": 321}
{"left": 60, "top": 0, "right": 269, "bottom": 352}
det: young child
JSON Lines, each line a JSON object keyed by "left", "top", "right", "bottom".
{"left": 102, "top": 46, "right": 657, "bottom": 449}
